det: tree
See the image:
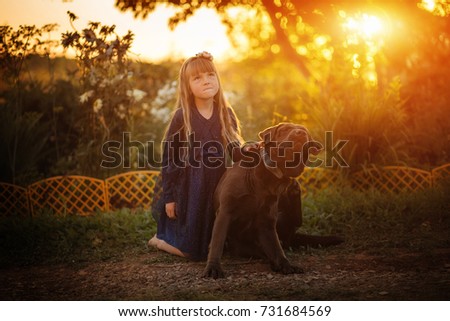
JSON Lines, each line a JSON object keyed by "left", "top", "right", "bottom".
{"left": 113, "top": 1, "right": 450, "bottom": 168}
{"left": 114, "top": 0, "right": 450, "bottom": 78}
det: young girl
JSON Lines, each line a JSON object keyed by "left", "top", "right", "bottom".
{"left": 148, "top": 51, "right": 244, "bottom": 261}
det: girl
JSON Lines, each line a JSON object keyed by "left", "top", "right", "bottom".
{"left": 148, "top": 51, "right": 244, "bottom": 261}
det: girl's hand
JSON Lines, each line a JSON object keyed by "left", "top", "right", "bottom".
{"left": 165, "top": 202, "right": 177, "bottom": 219}
{"left": 242, "top": 142, "right": 260, "bottom": 152}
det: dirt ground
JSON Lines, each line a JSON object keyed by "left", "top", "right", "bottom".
{"left": 1, "top": 246, "right": 449, "bottom": 301}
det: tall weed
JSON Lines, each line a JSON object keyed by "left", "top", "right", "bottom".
{"left": 301, "top": 77, "right": 411, "bottom": 170}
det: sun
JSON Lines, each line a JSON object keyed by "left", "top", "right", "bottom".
{"left": 342, "top": 12, "right": 384, "bottom": 40}
{"left": 339, "top": 11, "right": 386, "bottom": 86}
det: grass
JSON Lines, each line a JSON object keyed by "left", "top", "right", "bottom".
{"left": 1, "top": 185, "right": 448, "bottom": 267}
{"left": 0, "top": 208, "right": 157, "bottom": 267}
{"left": 301, "top": 184, "right": 450, "bottom": 252}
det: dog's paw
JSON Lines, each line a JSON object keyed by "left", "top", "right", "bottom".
{"left": 272, "top": 261, "right": 304, "bottom": 275}
{"left": 283, "top": 264, "right": 304, "bottom": 274}
{"left": 203, "top": 263, "right": 225, "bottom": 279}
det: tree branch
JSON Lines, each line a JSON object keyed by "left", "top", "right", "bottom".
{"left": 261, "top": 0, "right": 311, "bottom": 78}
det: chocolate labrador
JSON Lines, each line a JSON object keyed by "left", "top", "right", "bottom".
{"left": 203, "top": 123, "right": 342, "bottom": 279}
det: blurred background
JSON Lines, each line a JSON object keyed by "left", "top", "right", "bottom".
{"left": 1, "top": 0, "right": 449, "bottom": 185}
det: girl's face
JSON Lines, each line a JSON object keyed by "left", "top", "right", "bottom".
{"left": 188, "top": 71, "right": 219, "bottom": 101}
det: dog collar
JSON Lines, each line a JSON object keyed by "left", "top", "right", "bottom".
{"left": 260, "top": 147, "right": 284, "bottom": 179}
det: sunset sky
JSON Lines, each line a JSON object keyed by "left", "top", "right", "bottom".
{"left": 0, "top": 0, "right": 233, "bottom": 62}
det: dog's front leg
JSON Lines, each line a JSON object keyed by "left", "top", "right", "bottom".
{"left": 203, "top": 209, "right": 230, "bottom": 279}
{"left": 258, "top": 204, "right": 304, "bottom": 275}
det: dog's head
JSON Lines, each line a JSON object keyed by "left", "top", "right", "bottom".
{"left": 258, "top": 123, "right": 321, "bottom": 178}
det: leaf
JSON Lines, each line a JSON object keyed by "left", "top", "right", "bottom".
{"left": 67, "top": 11, "right": 78, "bottom": 22}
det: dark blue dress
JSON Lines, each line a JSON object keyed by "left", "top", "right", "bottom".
{"left": 157, "top": 106, "right": 238, "bottom": 261}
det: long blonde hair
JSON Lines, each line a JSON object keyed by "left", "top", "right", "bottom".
{"left": 175, "top": 54, "right": 243, "bottom": 148}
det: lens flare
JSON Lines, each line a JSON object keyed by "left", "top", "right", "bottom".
{"left": 420, "top": 0, "right": 436, "bottom": 12}
{"left": 343, "top": 14, "right": 383, "bottom": 39}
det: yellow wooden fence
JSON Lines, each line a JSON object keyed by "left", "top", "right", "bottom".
{"left": 27, "top": 176, "right": 107, "bottom": 216}
{"left": 105, "top": 171, "right": 160, "bottom": 212}
{"left": 1, "top": 164, "right": 449, "bottom": 217}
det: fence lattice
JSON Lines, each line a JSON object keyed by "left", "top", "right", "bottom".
{"left": 0, "top": 183, "right": 29, "bottom": 216}
{"left": 352, "top": 166, "right": 432, "bottom": 193}
{"left": 27, "top": 176, "right": 106, "bottom": 216}
{"left": 297, "top": 168, "right": 341, "bottom": 196}
{"left": 105, "top": 170, "right": 160, "bottom": 211}
{"left": 432, "top": 164, "right": 450, "bottom": 187}
{"left": 1, "top": 164, "right": 448, "bottom": 217}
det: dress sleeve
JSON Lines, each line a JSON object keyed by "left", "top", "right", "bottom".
{"left": 161, "top": 109, "right": 184, "bottom": 203}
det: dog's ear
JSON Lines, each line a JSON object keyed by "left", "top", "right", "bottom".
{"left": 258, "top": 123, "right": 281, "bottom": 144}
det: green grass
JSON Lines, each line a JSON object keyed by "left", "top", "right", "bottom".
{"left": 1, "top": 185, "right": 448, "bottom": 267}
{"left": 0, "top": 208, "right": 157, "bottom": 267}
{"left": 301, "top": 184, "right": 450, "bottom": 252}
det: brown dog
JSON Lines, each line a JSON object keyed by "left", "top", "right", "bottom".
{"left": 203, "top": 123, "right": 341, "bottom": 279}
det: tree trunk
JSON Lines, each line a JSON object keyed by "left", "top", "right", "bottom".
{"left": 261, "top": 0, "right": 311, "bottom": 78}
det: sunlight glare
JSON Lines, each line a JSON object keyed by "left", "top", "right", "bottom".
{"left": 322, "top": 48, "right": 333, "bottom": 61}
{"left": 341, "top": 12, "right": 385, "bottom": 86}
{"left": 270, "top": 44, "right": 281, "bottom": 54}
{"left": 344, "top": 14, "right": 383, "bottom": 39}
{"left": 418, "top": 0, "right": 450, "bottom": 16}
{"left": 0, "top": 0, "right": 233, "bottom": 62}
{"left": 314, "top": 35, "right": 328, "bottom": 46}
{"left": 421, "top": 0, "right": 436, "bottom": 11}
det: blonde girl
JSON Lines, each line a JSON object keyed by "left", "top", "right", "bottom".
{"left": 149, "top": 51, "right": 243, "bottom": 260}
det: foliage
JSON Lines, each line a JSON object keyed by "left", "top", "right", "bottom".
{"left": 61, "top": 12, "right": 138, "bottom": 176}
{"left": 216, "top": 55, "right": 410, "bottom": 169}
{"left": 398, "top": 31, "right": 450, "bottom": 166}
{"left": 0, "top": 18, "right": 178, "bottom": 184}
{"left": 0, "top": 25, "right": 59, "bottom": 185}
{"left": 112, "top": 0, "right": 450, "bottom": 170}
{"left": 1, "top": 185, "right": 448, "bottom": 267}
{"left": 0, "top": 107, "right": 50, "bottom": 184}
{"left": 301, "top": 184, "right": 450, "bottom": 252}
{"left": 301, "top": 75, "right": 409, "bottom": 170}
{"left": 219, "top": 56, "right": 307, "bottom": 140}
{"left": 0, "top": 24, "right": 59, "bottom": 86}
{"left": 1, "top": 1, "right": 449, "bottom": 183}
{"left": 59, "top": 12, "right": 180, "bottom": 176}
{"left": 0, "top": 208, "right": 155, "bottom": 267}
{"left": 114, "top": 1, "right": 450, "bottom": 78}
